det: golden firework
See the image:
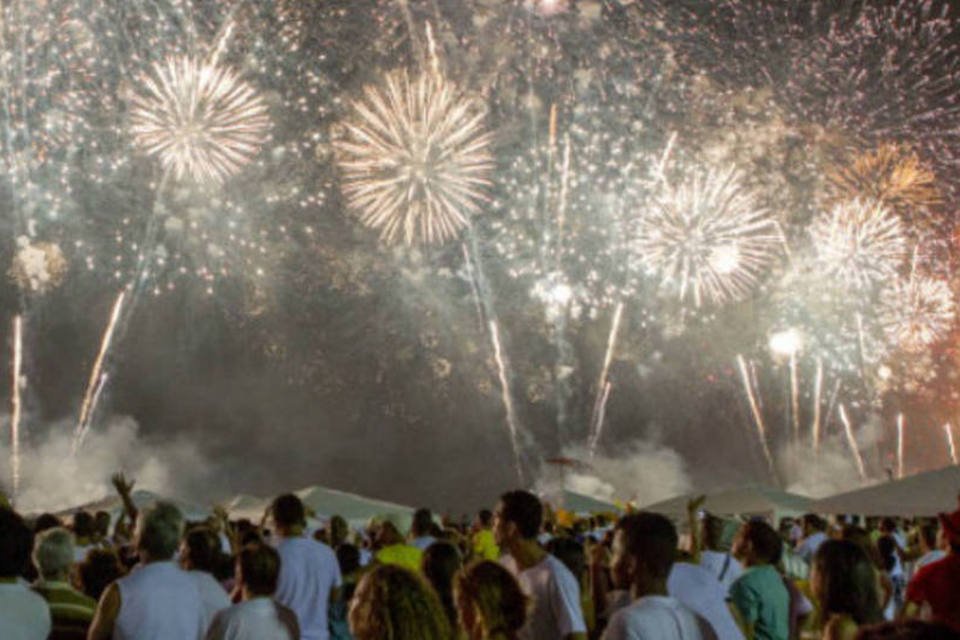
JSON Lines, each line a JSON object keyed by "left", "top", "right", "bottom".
{"left": 827, "top": 143, "right": 940, "bottom": 214}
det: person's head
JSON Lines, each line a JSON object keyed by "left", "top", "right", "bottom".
{"left": 270, "top": 494, "right": 306, "bottom": 534}
{"left": 412, "top": 508, "right": 433, "bottom": 538}
{"left": 879, "top": 518, "right": 898, "bottom": 535}
{"left": 918, "top": 523, "right": 938, "bottom": 554}
{"left": 454, "top": 560, "right": 527, "bottom": 640}
{"left": 134, "top": 501, "right": 184, "bottom": 561}
{"left": 72, "top": 511, "right": 96, "bottom": 540}
{"left": 802, "top": 513, "right": 826, "bottom": 536}
{"left": 476, "top": 509, "right": 493, "bottom": 530}
{"left": 32, "top": 527, "right": 75, "bottom": 581}
{"left": 77, "top": 548, "right": 123, "bottom": 600}
{"left": 33, "top": 513, "right": 63, "bottom": 534}
{"left": 811, "top": 539, "right": 883, "bottom": 626}
{"left": 732, "top": 520, "right": 783, "bottom": 567}
{"left": 937, "top": 497, "right": 960, "bottom": 554}
{"left": 180, "top": 526, "right": 219, "bottom": 573}
{"left": 702, "top": 513, "right": 727, "bottom": 551}
{"left": 0, "top": 508, "right": 33, "bottom": 579}
{"left": 493, "top": 490, "right": 543, "bottom": 547}
{"left": 349, "top": 564, "right": 452, "bottom": 640}
{"left": 610, "top": 512, "right": 677, "bottom": 595}
{"left": 329, "top": 515, "right": 349, "bottom": 548}
{"left": 237, "top": 543, "right": 281, "bottom": 598}
{"left": 94, "top": 511, "right": 111, "bottom": 539}
{"left": 336, "top": 543, "right": 361, "bottom": 577}
{"left": 545, "top": 536, "right": 585, "bottom": 581}
{"left": 376, "top": 520, "right": 404, "bottom": 547}
{"left": 422, "top": 542, "right": 463, "bottom": 628}
{"left": 876, "top": 535, "right": 897, "bottom": 573}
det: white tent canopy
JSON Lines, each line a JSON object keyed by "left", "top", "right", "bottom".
{"left": 812, "top": 466, "right": 960, "bottom": 517}
{"left": 295, "top": 485, "right": 414, "bottom": 530}
{"left": 56, "top": 489, "right": 210, "bottom": 523}
{"left": 639, "top": 486, "right": 812, "bottom": 521}
{"left": 554, "top": 490, "right": 619, "bottom": 515}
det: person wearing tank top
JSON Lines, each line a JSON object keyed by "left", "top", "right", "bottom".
{"left": 88, "top": 502, "right": 211, "bottom": 640}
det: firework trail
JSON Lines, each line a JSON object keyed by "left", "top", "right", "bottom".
{"left": 335, "top": 70, "right": 495, "bottom": 245}
{"left": 789, "top": 352, "right": 800, "bottom": 444}
{"left": 736, "top": 354, "right": 777, "bottom": 482}
{"left": 897, "top": 412, "right": 905, "bottom": 479}
{"left": 489, "top": 320, "right": 525, "bottom": 485}
{"left": 9, "top": 316, "right": 22, "bottom": 501}
{"left": 838, "top": 404, "right": 867, "bottom": 480}
{"left": 946, "top": 423, "right": 958, "bottom": 466}
{"left": 811, "top": 358, "right": 823, "bottom": 452}
{"left": 74, "top": 290, "right": 126, "bottom": 451}
{"left": 588, "top": 301, "right": 624, "bottom": 456}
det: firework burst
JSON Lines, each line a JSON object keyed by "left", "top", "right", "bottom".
{"left": 130, "top": 55, "right": 271, "bottom": 185}
{"left": 809, "top": 199, "right": 907, "bottom": 291}
{"left": 880, "top": 275, "right": 955, "bottom": 352}
{"left": 334, "top": 70, "right": 495, "bottom": 246}
{"left": 632, "top": 166, "right": 781, "bottom": 307}
{"left": 827, "top": 143, "right": 940, "bottom": 215}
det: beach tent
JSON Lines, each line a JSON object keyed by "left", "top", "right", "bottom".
{"left": 558, "top": 490, "right": 620, "bottom": 515}
{"left": 56, "top": 489, "right": 210, "bottom": 523}
{"left": 224, "top": 494, "right": 271, "bottom": 521}
{"left": 638, "top": 486, "right": 812, "bottom": 521}
{"left": 295, "top": 484, "right": 414, "bottom": 530}
{"left": 812, "top": 466, "right": 960, "bottom": 517}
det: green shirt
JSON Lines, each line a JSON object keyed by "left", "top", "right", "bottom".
{"left": 729, "top": 564, "right": 790, "bottom": 640}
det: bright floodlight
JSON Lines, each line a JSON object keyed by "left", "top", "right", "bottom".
{"left": 769, "top": 328, "right": 803, "bottom": 357}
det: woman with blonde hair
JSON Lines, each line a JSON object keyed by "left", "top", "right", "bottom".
{"left": 348, "top": 564, "right": 452, "bottom": 640}
{"left": 455, "top": 560, "right": 528, "bottom": 640}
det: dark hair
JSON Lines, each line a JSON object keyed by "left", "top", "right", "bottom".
{"left": 94, "top": 511, "right": 111, "bottom": 537}
{"left": 183, "top": 526, "right": 220, "bottom": 573}
{"left": 703, "top": 514, "right": 726, "bottom": 550}
{"left": 546, "top": 536, "right": 586, "bottom": 580}
{"left": 477, "top": 509, "right": 493, "bottom": 527}
{"left": 239, "top": 543, "right": 281, "bottom": 596}
{"left": 803, "top": 513, "right": 826, "bottom": 532}
{"left": 615, "top": 512, "right": 678, "bottom": 581}
{"left": 876, "top": 535, "right": 897, "bottom": 574}
{"left": 78, "top": 548, "right": 124, "bottom": 600}
{"left": 855, "top": 620, "right": 960, "bottom": 639}
{"left": 813, "top": 540, "right": 883, "bottom": 626}
{"left": 0, "top": 508, "right": 33, "bottom": 578}
{"left": 412, "top": 509, "right": 433, "bottom": 537}
{"left": 455, "top": 561, "right": 527, "bottom": 637}
{"left": 72, "top": 511, "right": 96, "bottom": 538}
{"left": 337, "top": 543, "right": 361, "bottom": 576}
{"left": 742, "top": 520, "right": 783, "bottom": 565}
{"left": 329, "top": 515, "right": 349, "bottom": 548}
{"left": 422, "top": 542, "right": 462, "bottom": 630}
{"left": 271, "top": 494, "right": 306, "bottom": 529}
{"left": 919, "top": 524, "right": 937, "bottom": 550}
{"left": 33, "top": 513, "right": 63, "bottom": 533}
{"left": 879, "top": 518, "right": 897, "bottom": 533}
{"left": 498, "top": 491, "right": 543, "bottom": 540}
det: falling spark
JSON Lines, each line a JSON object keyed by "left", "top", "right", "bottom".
{"left": 811, "top": 358, "right": 823, "bottom": 452}
{"left": 591, "top": 381, "right": 612, "bottom": 455}
{"left": 74, "top": 291, "right": 126, "bottom": 450}
{"left": 335, "top": 70, "right": 495, "bottom": 245}
{"left": 945, "top": 423, "right": 958, "bottom": 466}
{"left": 897, "top": 413, "right": 905, "bottom": 479}
{"left": 589, "top": 302, "right": 624, "bottom": 455}
{"left": 634, "top": 166, "right": 781, "bottom": 307}
{"left": 9, "top": 316, "right": 22, "bottom": 501}
{"left": 809, "top": 199, "right": 907, "bottom": 291}
{"left": 839, "top": 404, "right": 867, "bottom": 480}
{"left": 489, "top": 320, "right": 525, "bottom": 485}
{"left": 130, "top": 55, "right": 271, "bottom": 185}
{"left": 790, "top": 352, "right": 800, "bottom": 444}
{"left": 737, "top": 355, "right": 777, "bottom": 480}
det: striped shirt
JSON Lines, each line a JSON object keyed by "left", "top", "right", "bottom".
{"left": 32, "top": 580, "right": 97, "bottom": 640}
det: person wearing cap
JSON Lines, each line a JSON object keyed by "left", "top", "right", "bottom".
{"left": 902, "top": 497, "right": 960, "bottom": 632}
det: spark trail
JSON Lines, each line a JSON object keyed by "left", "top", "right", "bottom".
{"left": 9, "top": 316, "right": 22, "bottom": 501}
{"left": 74, "top": 290, "right": 126, "bottom": 451}
{"left": 737, "top": 354, "right": 776, "bottom": 481}
{"left": 838, "top": 404, "right": 867, "bottom": 480}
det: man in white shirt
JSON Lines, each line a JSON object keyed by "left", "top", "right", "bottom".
{"left": 88, "top": 501, "right": 208, "bottom": 640}
{"left": 409, "top": 508, "right": 437, "bottom": 551}
{"left": 0, "top": 508, "right": 51, "bottom": 640}
{"left": 206, "top": 543, "right": 299, "bottom": 640}
{"left": 602, "top": 513, "right": 717, "bottom": 640}
{"left": 795, "top": 515, "right": 828, "bottom": 565}
{"left": 668, "top": 562, "right": 744, "bottom": 640}
{"left": 494, "top": 490, "right": 587, "bottom": 640}
{"left": 270, "top": 494, "right": 342, "bottom": 640}
{"left": 698, "top": 514, "right": 744, "bottom": 594}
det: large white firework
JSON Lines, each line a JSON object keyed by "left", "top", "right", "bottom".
{"left": 809, "top": 199, "right": 907, "bottom": 291}
{"left": 880, "top": 275, "right": 955, "bottom": 352}
{"left": 633, "top": 166, "right": 781, "bottom": 307}
{"left": 130, "top": 55, "right": 271, "bottom": 184}
{"left": 335, "top": 70, "right": 495, "bottom": 246}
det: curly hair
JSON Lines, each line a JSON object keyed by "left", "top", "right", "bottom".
{"left": 454, "top": 560, "right": 527, "bottom": 639}
{"left": 349, "top": 564, "right": 452, "bottom": 640}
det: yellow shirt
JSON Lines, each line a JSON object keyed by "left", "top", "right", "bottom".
{"left": 471, "top": 529, "right": 500, "bottom": 561}
{"left": 375, "top": 544, "right": 423, "bottom": 572}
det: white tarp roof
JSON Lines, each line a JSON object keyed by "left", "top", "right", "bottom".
{"left": 557, "top": 490, "right": 619, "bottom": 515}
{"left": 812, "top": 466, "right": 960, "bottom": 517}
{"left": 295, "top": 485, "right": 414, "bottom": 530}
{"left": 56, "top": 489, "right": 210, "bottom": 523}
{"left": 639, "top": 486, "right": 812, "bottom": 520}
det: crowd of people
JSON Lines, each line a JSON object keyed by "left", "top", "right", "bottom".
{"left": 1, "top": 476, "right": 959, "bottom": 639}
